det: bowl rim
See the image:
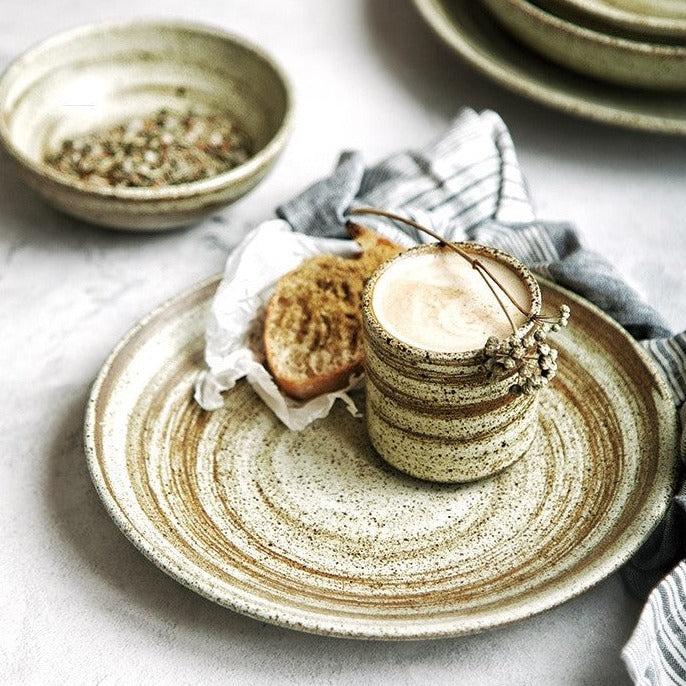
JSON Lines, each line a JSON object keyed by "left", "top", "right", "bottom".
{"left": 548, "top": 0, "right": 686, "bottom": 36}
{"left": 487, "top": 0, "right": 686, "bottom": 54}
{"left": 0, "top": 17, "right": 295, "bottom": 202}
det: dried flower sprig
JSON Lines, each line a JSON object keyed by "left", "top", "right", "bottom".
{"left": 347, "top": 207, "right": 571, "bottom": 395}
{"left": 484, "top": 304, "right": 570, "bottom": 394}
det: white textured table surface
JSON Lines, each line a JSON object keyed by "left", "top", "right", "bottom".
{"left": 2, "top": 1, "right": 684, "bottom": 685}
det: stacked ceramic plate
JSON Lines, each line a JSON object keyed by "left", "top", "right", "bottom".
{"left": 412, "top": 0, "right": 686, "bottom": 134}
{"left": 482, "top": 0, "right": 686, "bottom": 90}
{"left": 542, "top": 0, "right": 686, "bottom": 40}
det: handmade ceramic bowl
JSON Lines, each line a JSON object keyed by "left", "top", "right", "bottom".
{"left": 0, "top": 19, "right": 293, "bottom": 230}
{"left": 483, "top": 0, "right": 686, "bottom": 90}
{"left": 362, "top": 243, "right": 543, "bottom": 484}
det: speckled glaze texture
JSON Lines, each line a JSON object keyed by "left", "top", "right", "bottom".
{"left": 0, "top": 19, "right": 293, "bottom": 230}
{"left": 539, "top": 0, "right": 686, "bottom": 41}
{"left": 84, "top": 276, "right": 678, "bottom": 639}
{"left": 482, "top": 0, "right": 686, "bottom": 90}
{"left": 362, "top": 244, "right": 542, "bottom": 483}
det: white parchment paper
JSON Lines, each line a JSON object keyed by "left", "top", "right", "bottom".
{"left": 193, "top": 220, "right": 364, "bottom": 430}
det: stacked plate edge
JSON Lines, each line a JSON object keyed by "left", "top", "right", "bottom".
{"left": 481, "top": 0, "right": 686, "bottom": 90}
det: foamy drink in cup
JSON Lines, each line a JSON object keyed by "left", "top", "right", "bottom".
{"left": 362, "top": 243, "right": 542, "bottom": 483}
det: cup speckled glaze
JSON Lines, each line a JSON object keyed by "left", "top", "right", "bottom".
{"left": 362, "top": 243, "right": 542, "bottom": 483}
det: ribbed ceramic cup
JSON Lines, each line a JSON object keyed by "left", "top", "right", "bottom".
{"left": 362, "top": 243, "right": 542, "bottom": 483}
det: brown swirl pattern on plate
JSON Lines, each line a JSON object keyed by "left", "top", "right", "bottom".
{"left": 84, "top": 277, "right": 678, "bottom": 639}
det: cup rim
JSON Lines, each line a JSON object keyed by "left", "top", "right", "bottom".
{"left": 362, "top": 242, "right": 542, "bottom": 362}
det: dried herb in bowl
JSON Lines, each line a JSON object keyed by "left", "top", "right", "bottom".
{"left": 44, "top": 108, "right": 253, "bottom": 188}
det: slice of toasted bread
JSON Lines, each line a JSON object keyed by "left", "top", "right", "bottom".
{"left": 263, "top": 223, "right": 402, "bottom": 400}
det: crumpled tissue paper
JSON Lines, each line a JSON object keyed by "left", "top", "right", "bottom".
{"left": 193, "top": 220, "right": 363, "bottom": 431}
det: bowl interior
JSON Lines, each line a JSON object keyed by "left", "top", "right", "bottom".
{"left": 0, "top": 21, "right": 290, "bottom": 172}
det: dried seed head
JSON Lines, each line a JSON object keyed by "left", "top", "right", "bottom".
{"left": 481, "top": 303, "right": 570, "bottom": 395}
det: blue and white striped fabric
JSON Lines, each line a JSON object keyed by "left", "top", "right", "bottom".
{"left": 277, "top": 108, "right": 686, "bottom": 685}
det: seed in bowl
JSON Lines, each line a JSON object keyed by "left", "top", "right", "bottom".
{"left": 44, "top": 108, "right": 253, "bottom": 188}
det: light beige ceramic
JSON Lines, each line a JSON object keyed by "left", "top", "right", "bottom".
{"left": 0, "top": 19, "right": 293, "bottom": 231}
{"left": 84, "top": 275, "right": 678, "bottom": 639}
{"left": 362, "top": 244, "right": 542, "bottom": 484}
{"left": 482, "top": 0, "right": 686, "bottom": 90}
{"left": 413, "top": 0, "right": 686, "bottom": 135}
{"left": 605, "top": 0, "right": 686, "bottom": 19}
{"left": 538, "top": 0, "right": 686, "bottom": 42}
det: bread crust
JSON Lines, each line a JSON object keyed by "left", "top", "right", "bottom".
{"left": 263, "top": 224, "right": 401, "bottom": 401}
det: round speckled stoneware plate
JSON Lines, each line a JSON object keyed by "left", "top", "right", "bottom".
{"left": 84, "top": 276, "right": 679, "bottom": 640}
{"left": 412, "top": 0, "right": 686, "bottom": 135}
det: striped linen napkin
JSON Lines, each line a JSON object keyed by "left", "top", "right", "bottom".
{"left": 277, "top": 108, "right": 686, "bottom": 684}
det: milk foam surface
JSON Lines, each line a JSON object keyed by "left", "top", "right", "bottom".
{"left": 371, "top": 251, "right": 531, "bottom": 353}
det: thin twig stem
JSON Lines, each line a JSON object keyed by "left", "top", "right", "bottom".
{"left": 481, "top": 272, "right": 516, "bottom": 331}
{"left": 348, "top": 207, "right": 532, "bottom": 330}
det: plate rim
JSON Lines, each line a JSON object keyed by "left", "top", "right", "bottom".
{"left": 412, "top": 0, "right": 686, "bottom": 135}
{"left": 83, "top": 275, "right": 679, "bottom": 639}
{"left": 546, "top": 0, "right": 686, "bottom": 38}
